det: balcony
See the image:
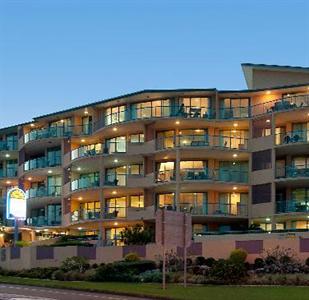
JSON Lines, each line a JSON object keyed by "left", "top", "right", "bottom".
{"left": 276, "top": 165, "right": 309, "bottom": 179}
{"left": 24, "top": 126, "right": 73, "bottom": 143}
{"left": 26, "top": 216, "right": 61, "bottom": 227}
{"left": 275, "top": 130, "right": 308, "bottom": 146}
{"left": 276, "top": 200, "right": 309, "bottom": 214}
{"left": 0, "top": 140, "right": 18, "bottom": 151}
{"left": 71, "top": 209, "right": 100, "bottom": 222}
{"left": 104, "top": 173, "right": 151, "bottom": 187}
{"left": 156, "top": 134, "right": 248, "bottom": 151}
{"left": 178, "top": 202, "right": 248, "bottom": 217}
{"left": 156, "top": 170, "right": 175, "bottom": 183}
{"left": 24, "top": 156, "right": 61, "bottom": 171}
{"left": 71, "top": 177, "right": 100, "bottom": 191}
{"left": 0, "top": 167, "right": 18, "bottom": 178}
{"left": 181, "top": 168, "right": 248, "bottom": 183}
{"left": 251, "top": 94, "right": 309, "bottom": 116}
{"left": 71, "top": 144, "right": 102, "bottom": 161}
{"left": 219, "top": 107, "right": 250, "bottom": 119}
{"left": 26, "top": 186, "right": 62, "bottom": 199}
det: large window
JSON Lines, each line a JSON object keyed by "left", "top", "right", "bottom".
{"left": 292, "top": 122, "right": 309, "bottom": 142}
{"left": 157, "top": 131, "right": 175, "bottom": 149}
{"left": 218, "top": 193, "right": 248, "bottom": 216}
{"left": 47, "top": 147, "right": 61, "bottom": 166}
{"left": 179, "top": 129, "right": 208, "bottom": 147}
{"left": 106, "top": 197, "right": 126, "bottom": 218}
{"left": 252, "top": 183, "right": 271, "bottom": 204}
{"left": 157, "top": 193, "right": 174, "bottom": 208}
{"left": 156, "top": 161, "right": 175, "bottom": 182}
{"left": 105, "top": 136, "right": 126, "bottom": 153}
{"left": 219, "top": 130, "right": 248, "bottom": 149}
{"left": 47, "top": 204, "right": 61, "bottom": 226}
{"left": 179, "top": 192, "right": 207, "bottom": 214}
{"left": 105, "top": 105, "right": 126, "bottom": 125}
{"left": 47, "top": 175, "right": 62, "bottom": 196}
{"left": 252, "top": 150, "right": 272, "bottom": 171}
{"left": 130, "top": 195, "right": 144, "bottom": 208}
{"left": 220, "top": 98, "right": 249, "bottom": 119}
{"left": 131, "top": 99, "right": 170, "bottom": 119}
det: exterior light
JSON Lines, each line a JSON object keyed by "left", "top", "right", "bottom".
{"left": 44, "top": 229, "right": 49, "bottom": 232}
{"left": 233, "top": 186, "right": 237, "bottom": 190}
{"left": 77, "top": 167, "right": 81, "bottom": 171}
{"left": 48, "top": 170, "right": 52, "bottom": 174}
{"left": 5, "top": 153, "right": 10, "bottom": 158}
{"left": 84, "top": 109, "right": 89, "bottom": 115}
{"left": 114, "top": 159, "right": 118, "bottom": 163}
{"left": 266, "top": 91, "right": 271, "bottom": 95}
{"left": 266, "top": 119, "right": 271, "bottom": 123}
{"left": 195, "top": 129, "right": 201, "bottom": 133}
{"left": 113, "top": 127, "right": 118, "bottom": 131}
{"left": 233, "top": 123, "right": 238, "bottom": 127}
{"left": 78, "top": 196, "right": 83, "bottom": 200}
{"left": 77, "top": 227, "right": 83, "bottom": 231}
{"left": 35, "top": 230, "right": 40, "bottom": 233}
{"left": 81, "top": 139, "right": 85, "bottom": 143}
{"left": 28, "top": 177, "right": 32, "bottom": 181}
{"left": 164, "top": 156, "right": 168, "bottom": 159}
{"left": 30, "top": 123, "right": 35, "bottom": 127}
{"left": 266, "top": 218, "right": 271, "bottom": 222}
{"left": 175, "top": 120, "right": 180, "bottom": 125}
{"left": 60, "top": 119, "right": 64, "bottom": 123}
{"left": 6, "top": 181, "right": 11, "bottom": 184}
{"left": 112, "top": 190, "right": 117, "bottom": 195}
{"left": 0, "top": 233, "right": 4, "bottom": 238}
{"left": 232, "top": 162, "right": 236, "bottom": 165}
{"left": 233, "top": 154, "right": 238, "bottom": 158}
{"left": 114, "top": 222, "right": 118, "bottom": 226}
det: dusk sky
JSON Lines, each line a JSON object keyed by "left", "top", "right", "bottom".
{"left": 0, "top": 0, "right": 308, "bottom": 128}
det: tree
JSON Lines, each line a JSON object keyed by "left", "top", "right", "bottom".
{"left": 120, "top": 224, "right": 154, "bottom": 245}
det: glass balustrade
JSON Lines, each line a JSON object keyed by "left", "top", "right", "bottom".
{"left": 71, "top": 209, "right": 101, "bottom": 222}
{"left": 71, "top": 177, "right": 100, "bottom": 191}
{"left": 275, "top": 130, "right": 309, "bottom": 146}
{"left": 0, "top": 167, "right": 18, "bottom": 178}
{"left": 276, "top": 165, "right": 309, "bottom": 178}
{"left": 219, "top": 107, "right": 250, "bottom": 119}
{"left": 0, "top": 140, "right": 18, "bottom": 151}
{"left": 276, "top": 200, "right": 309, "bottom": 213}
{"left": 71, "top": 144, "right": 102, "bottom": 160}
{"left": 104, "top": 174, "right": 127, "bottom": 186}
{"left": 24, "top": 156, "right": 61, "bottom": 171}
{"left": 26, "top": 186, "right": 62, "bottom": 199}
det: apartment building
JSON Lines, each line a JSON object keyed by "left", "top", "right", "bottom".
{"left": 0, "top": 63, "right": 309, "bottom": 245}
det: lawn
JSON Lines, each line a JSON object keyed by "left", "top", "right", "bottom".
{"left": 0, "top": 276, "right": 309, "bottom": 300}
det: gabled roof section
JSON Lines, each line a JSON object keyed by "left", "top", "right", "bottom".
{"left": 242, "top": 63, "right": 309, "bottom": 89}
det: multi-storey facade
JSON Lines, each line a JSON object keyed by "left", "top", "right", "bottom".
{"left": 0, "top": 63, "right": 309, "bottom": 245}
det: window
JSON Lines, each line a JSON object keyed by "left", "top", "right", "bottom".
{"left": 82, "top": 116, "right": 92, "bottom": 134}
{"left": 130, "top": 195, "right": 144, "bottom": 208}
{"left": 157, "top": 131, "right": 175, "bottom": 149}
{"left": 219, "top": 130, "right": 248, "bottom": 149}
{"left": 47, "top": 175, "right": 61, "bottom": 196}
{"left": 179, "top": 129, "right": 208, "bottom": 147}
{"left": 220, "top": 98, "right": 249, "bottom": 118}
{"left": 106, "top": 167, "right": 127, "bottom": 186}
{"left": 47, "top": 204, "right": 61, "bottom": 226}
{"left": 292, "top": 123, "right": 309, "bottom": 142}
{"left": 106, "top": 197, "right": 126, "bottom": 218}
{"left": 156, "top": 161, "right": 175, "bottom": 181}
{"left": 71, "top": 143, "right": 102, "bottom": 160}
{"left": 129, "top": 164, "right": 143, "bottom": 175}
{"left": 105, "top": 136, "right": 126, "bottom": 153}
{"left": 252, "top": 183, "right": 271, "bottom": 204}
{"left": 130, "top": 133, "right": 144, "bottom": 143}
{"left": 105, "top": 227, "right": 125, "bottom": 246}
{"left": 157, "top": 193, "right": 174, "bottom": 208}
{"left": 252, "top": 150, "right": 272, "bottom": 171}
{"left": 252, "top": 118, "right": 272, "bottom": 138}
{"left": 180, "top": 97, "right": 210, "bottom": 118}
{"left": 291, "top": 221, "right": 309, "bottom": 229}
{"left": 47, "top": 147, "right": 61, "bottom": 166}
{"left": 179, "top": 193, "right": 207, "bottom": 214}
{"left": 131, "top": 99, "right": 170, "bottom": 119}
{"left": 105, "top": 105, "right": 126, "bottom": 125}
{"left": 218, "top": 193, "right": 248, "bottom": 216}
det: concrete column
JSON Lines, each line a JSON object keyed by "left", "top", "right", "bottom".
{"left": 175, "top": 148, "right": 180, "bottom": 211}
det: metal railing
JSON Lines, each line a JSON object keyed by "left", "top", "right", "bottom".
{"left": 276, "top": 165, "right": 309, "bottom": 178}
{"left": 0, "top": 167, "right": 18, "bottom": 178}
{"left": 71, "top": 177, "right": 100, "bottom": 191}
{"left": 26, "top": 216, "right": 61, "bottom": 227}
{"left": 71, "top": 209, "right": 101, "bottom": 222}
{"left": 156, "top": 134, "right": 248, "bottom": 150}
{"left": 71, "top": 144, "right": 102, "bottom": 160}
{"left": 276, "top": 200, "right": 309, "bottom": 214}
{"left": 0, "top": 140, "right": 18, "bottom": 151}
{"left": 219, "top": 107, "right": 250, "bottom": 119}
{"left": 26, "top": 186, "right": 62, "bottom": 199}
{"left": 24, "top": 156, "right": 61, "bottom": 171}
{"left": 275, "top": 130, "right": 308, "bottom": 145}
{"left": 251, "top": 94, "right": 309, "bottom": 116}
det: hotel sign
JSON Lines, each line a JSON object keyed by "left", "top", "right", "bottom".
{"left": 6, "top": 188, "right": 27, "bottom": 220}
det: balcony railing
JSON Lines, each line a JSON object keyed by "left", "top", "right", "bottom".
{"left": 71, "top": 177, "right": 100, "bottom": 191}
{"left": 275, "top": 130, "right": 308, "bottom": 146}
{"left": 0, "top": 167, "right": 18, "bottom": 178}
{"left": 0, "top": 140, "right": 18, "bottom": 151}
{"left": 26, "top": 216, "right": 61, "bottom": 227}
{"left": 71, "top": 145, "right": 102, "bottom": 160}
{"left": 276, "top": 165, "right": 309, "bottom": 179}
{"left": 24, "top": 156, "right": 61, "bottom": 171}
{"left": 71, "top": 209, "right": 101, "bottom": 222}
{"left": 24, "top": 126, "right": 73, "bottom": 143}
{"left": 26, "top": 186, "right": 62, "bottom": 199}
{"left": 156, "top": 134, "right": 248, "bottom": 151}
{"left": 276, "top": 200, "right": 309, "bottom": 214}
{"left": 251, "top": 94, "right": 309, "bottom": 116}
{"left": 219, "top": 107, "right": 250, "bottom": 119}
{"left": 104, "top": 174, "right": 127, "bottom": 186}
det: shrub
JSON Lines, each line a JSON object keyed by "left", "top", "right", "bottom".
{"left": 17, "top": 267, "right": 58, "bottom": 279}
{"left": 187, "top": 274, "right": 207, "bottom": 284}
{"left": 64, "top": 270, "right": 86, "bottom": 281}
{"left": 254, "top": 258, "right": 265, "bottom": 269}
{"left": 209, "top": 259, "right": 247, "bottom": 283}
{"left": 124, "top": 252, "right": 140, "bottom": 262}
{"left": 139, "top": 270, "right": 163, "bottom": 283}
{"left": 61, "top": 256, "right": 89, "bottom": 273}
{"left": 229, "top": 249, "right": 247, "bottom": 264}
{"left": 306, "top": 258, "right": 309, "bottom": 267}
{"left": 14, "top": 241, "right": 30, "bottom": 247}
{"left": 204, "top": 257, "right": 216, "bottom": 267}
{"left": 120, "top": 224, "right": 154, "bottom": 245}
{"left": 84, "top": 268, "right": 96, "bottom": 281}
{"left": 195, "top": 256, "right": 206, "bottom": 266}
{"left": 52, "top": 269, "right": 65, "bottom": 281}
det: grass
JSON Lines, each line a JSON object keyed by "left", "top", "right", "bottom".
{"left": 0, "top": 276, "right": 309, "bottom": 300}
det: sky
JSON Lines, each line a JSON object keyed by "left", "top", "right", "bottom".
{"left": 0, "top": 0, "right": 308, "bottom": 128}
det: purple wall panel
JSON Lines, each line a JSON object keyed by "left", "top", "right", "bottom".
{"left": 177, "top": 243, "right": 202, "bottom": 257}
{"left": 123, "top": 245, "right": 146, "bottom": 258}
{"left": 235, "top": 240, "right": 263, "bottom": 254}
{"left": 10, "top": 247, "right": 20, "bottom": 259}
{"left": 77, "top": 246, "right": 96, "bottom": 260}
{"left": 300, "top": 238, "right": 309, "bottom": 252}
{"left": 36, "top": 247, "right": 54, "bottom": 260}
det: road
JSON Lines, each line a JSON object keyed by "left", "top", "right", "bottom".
{"left": 0, "top": 284, "right": 152, "bottom": 300}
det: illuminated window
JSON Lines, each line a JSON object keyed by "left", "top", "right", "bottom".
{"left": 130, "top": 195, "right": 144, "bottom": 208}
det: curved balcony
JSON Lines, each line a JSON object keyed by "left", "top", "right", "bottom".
{"left": 71, "top": 144, "right": 103, "bottom": 161}
{"left": 71, "top": 177, "right": 100, "bottom": 191}
{"left": 71, "top": 209, "right": 101, "bottom": 223}
{"left": 156, "top": 134, "right": 248, "bottom": 151}
{"left": 251, "top": 93, "right": 309, "bottom": 116}
{"left": 25, "top": 186, "right": 62, "bottom": 199}
{"left": 219, "top": 107, "right": 250, "bottom": 119}
{"left": 104, "top": 173, "right": 153, "bottom": 188}
{"left": 24, "top": 156, "right": 61, "bottom": 172}
{"left": 0, "top": 167, "right": 18, "bottom": 178}
{"left": 276, "top": 199, "right": 309, "bottom": 214}
{"left": 275, "top": 130, "right": 308, "bottom": 146}
{"left": 26, "top": 216, "right": 61, "bottom": 227}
